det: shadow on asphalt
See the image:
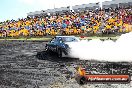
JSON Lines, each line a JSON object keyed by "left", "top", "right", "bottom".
{"left": 36, "top": 51, "right": 79, "bottom": 62}
{"left": 36, "top": 51, "right": 131, "bottom": 75}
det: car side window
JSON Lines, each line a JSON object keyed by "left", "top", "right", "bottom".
{"left": 51, "top": 37, "right": 60, "bottom": 43}
{"left": 54, "top": 37, "right": 59, "bottom": 43}
{"left": 58, "top": 37, "right": 63, "bottom": 43}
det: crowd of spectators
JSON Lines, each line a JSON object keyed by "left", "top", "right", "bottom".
{"left": 0, "top": 6, "right": 131, "bottom": 38}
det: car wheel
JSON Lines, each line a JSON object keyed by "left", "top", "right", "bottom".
{"left": 58, "top": 49, "right": 62, "bottom": 58}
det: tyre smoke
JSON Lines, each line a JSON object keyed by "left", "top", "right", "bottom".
{"left": 69, "top": 32, "right": 132, "bottom": 62}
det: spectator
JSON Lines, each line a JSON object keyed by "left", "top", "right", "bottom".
{"left": 0, "top": 6, "right": 131, "bottom": 38}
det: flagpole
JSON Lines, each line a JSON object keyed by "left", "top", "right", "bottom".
{"left": 100, "top": 0, "right": 104, "bottom": 34}
{"left": 54, "top": 3, "right": 55, "bottom": 9}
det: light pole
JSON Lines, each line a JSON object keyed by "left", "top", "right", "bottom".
{"left": 99, "top": 0, "right": 103, "bottom": 10}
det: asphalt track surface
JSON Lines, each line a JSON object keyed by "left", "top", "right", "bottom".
{"left": 0, "top": 41, "right": 132, "bottom": 88}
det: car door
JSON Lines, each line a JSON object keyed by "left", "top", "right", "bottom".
{"left": 53, "top": 37, "right": 63, "bottom": 51}
{"left": 48, "top": 37, "right": 59, "bottom": 52}
{"left": 56, "top": 37, "right": 65, "bottom": 48}
{"left": 47, "top": 37, "right": 55, "bottom": 51}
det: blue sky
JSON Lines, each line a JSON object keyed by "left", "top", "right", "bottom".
{"left": 0, "top": 0, "right": 111, "bottom": 22}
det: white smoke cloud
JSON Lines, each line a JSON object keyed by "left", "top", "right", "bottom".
{"left": 18, "top": 0, "right": 35, "bottom": 5}
{"left": 69, "top": 32, "right": 132, "bottom": 62}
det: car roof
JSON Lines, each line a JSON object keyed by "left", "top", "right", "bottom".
{"left": 56, "top": 36, "right": 76, "bottom": 38}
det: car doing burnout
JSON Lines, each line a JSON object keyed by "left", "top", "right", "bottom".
{"left": 45, "top": 36, "right": 80, "bottom": 57}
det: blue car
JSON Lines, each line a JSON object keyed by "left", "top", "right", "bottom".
{"left": 45, "top": 36, "right": 80, "bottom": 57}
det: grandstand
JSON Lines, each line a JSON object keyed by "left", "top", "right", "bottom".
{"left": 102, "top": 0, "right": 132, "bottom": 9}
{"left": 72, "top": 3, "right": 100, "bottom": 12}
{"left": 27, "top": 0, "right": 132, "bottom": 17}
{"left": 27, "top": 6, "right": 71, "bottom": 18}
{"left": 0, "top": 0, "right": 132, "bottom": 38}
